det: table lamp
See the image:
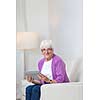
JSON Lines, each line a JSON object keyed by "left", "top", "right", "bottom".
{"left": 16, "top": 32, "right": 39, "bottom": 74}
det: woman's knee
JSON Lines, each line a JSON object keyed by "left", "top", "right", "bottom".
{"left": 26, "top": 85, "right": 33, "bottom": 93}
{"left": 32, "top": 85, "right": 41, "bottom": 93}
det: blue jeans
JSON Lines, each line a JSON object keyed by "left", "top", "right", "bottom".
{"left": 26, "top": 84, "right": 42, "bottom": 100}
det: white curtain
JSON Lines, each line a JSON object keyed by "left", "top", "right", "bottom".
{"left": 16, "top": 50, "right": 24, "bottom": 99}
{"left": 17, "top": 0, "right": 49, "bottom": 35}
{"left": 17, "top": 0, "right": 26, "bottom": 31}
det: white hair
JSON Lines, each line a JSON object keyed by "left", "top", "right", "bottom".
{"left": 40, "top": 40, "right": 53, "bottom": 49}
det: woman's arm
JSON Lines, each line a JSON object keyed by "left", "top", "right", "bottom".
{"left": 32, "top": 80, "right": 41, "bottom": 84}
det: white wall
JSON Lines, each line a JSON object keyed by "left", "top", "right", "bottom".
{"left": 48, "top": 0, "right": 83, "bottom": 59}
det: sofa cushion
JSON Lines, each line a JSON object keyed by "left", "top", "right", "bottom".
{"left": 69, "top": 57, "right": 83, "bottom": 82}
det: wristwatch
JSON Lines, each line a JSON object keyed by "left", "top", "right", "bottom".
{"left": 49, "top": 80, "right": 52, "bottom": 83}
{"left": 44, "top": 80, "right": 52, "bottom": 84}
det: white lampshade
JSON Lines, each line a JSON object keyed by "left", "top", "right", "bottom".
{"left": 17, "top": 32, "right": 39, "bottom": 50}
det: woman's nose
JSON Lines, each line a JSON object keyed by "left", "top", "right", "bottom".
{"left": 45, "top": 50, "right": 49, "bottom": 54}
{"left": 45, "top": 50, "right": 48, "bottom": 54}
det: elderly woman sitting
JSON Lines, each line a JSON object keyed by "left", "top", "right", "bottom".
{"left": 26, "top": 40, "right": 70, "bottom": 100}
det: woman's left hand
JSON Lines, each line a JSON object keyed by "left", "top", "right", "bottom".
{"left": 38, "top": 73, "right": 50, "bottom": 82}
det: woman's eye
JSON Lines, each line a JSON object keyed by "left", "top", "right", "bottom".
{"left": 43, "top": 49, "right": 45, "bottom": 51}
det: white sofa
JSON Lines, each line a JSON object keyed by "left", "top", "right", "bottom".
{"left": 40, "top": 82, "right": 82, "bottom": 100}
{"left": 22, "top": 57, "right": 83, "bottom": 100}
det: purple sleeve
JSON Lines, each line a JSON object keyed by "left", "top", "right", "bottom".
{"left": 38, "top": 59, "right": 44, "bottom": 72}
{"left": 38, "top": 61, "right": 41, "bottom": 72}
{"left": 55, "top": 60, "right": 67, "bottom": 83}
{"left": 37, "top": 59, "right": 45, "bottom": 84}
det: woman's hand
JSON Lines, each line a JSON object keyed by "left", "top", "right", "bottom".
{"left": 26, "top": 75, "right": 41, "bottom": 84}
{"left": 37, "top": 73, "right": 57, "bottom": 83}
{"left": 26, "top": 75, "right": 33, "bottom": 82}
{"left": 37, "top": 73, "right": 50, "bottom": 82}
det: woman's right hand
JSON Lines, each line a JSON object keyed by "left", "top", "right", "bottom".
{"left": 26, "top": 75, "right": 33, "bottom": 82}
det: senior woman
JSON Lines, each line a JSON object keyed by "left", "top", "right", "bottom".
{"left": 26, "top": 40, "right": 70, "bottom": 100}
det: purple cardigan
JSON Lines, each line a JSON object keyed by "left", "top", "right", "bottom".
{"left": 38, "top": 54, "right": 70, "bottom": 83}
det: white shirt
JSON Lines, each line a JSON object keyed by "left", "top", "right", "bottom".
{"left": 41, "top": 59, "right": 53, "bottom": 80}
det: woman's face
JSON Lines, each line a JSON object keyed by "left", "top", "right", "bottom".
{"left": 41, "top": 48, "right": 53, "bottom": 61}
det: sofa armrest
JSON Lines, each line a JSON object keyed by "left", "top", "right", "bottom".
{"left": 40, "top": 82, "right": 83, "bottom": 100}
